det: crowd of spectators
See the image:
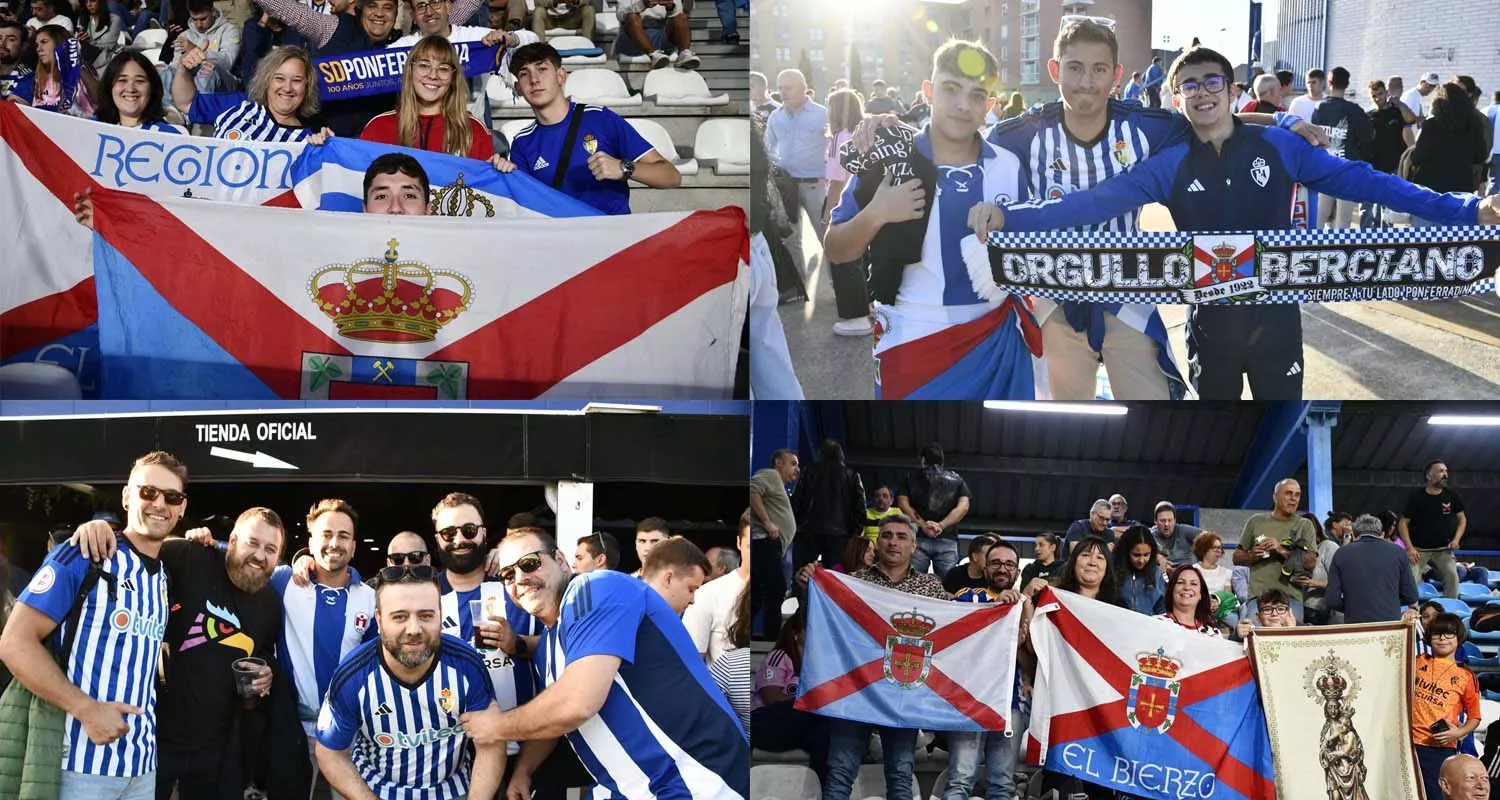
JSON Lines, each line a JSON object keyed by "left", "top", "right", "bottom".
{"left": 749, "top": 440, "right": 1497, "bottom": 800}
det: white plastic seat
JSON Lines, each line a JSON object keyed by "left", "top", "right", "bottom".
{"left": 750, "top": 765, "right": 821, "bottom": 800}
{"left": 486, "top": 74, "right": 530, "bottom": 109}
{"left": 626, "top": 117, "right": 697, "bottom": 175}
{"left": 595, "top": 13, "right": 619, "bottom": 36}
{"left": 499, "top": 118, "right": 536, "bottom": 146}
{"left": 643, "top": 68, "right": 729, "bottom": 106}
{"left": 131, "top": 28, "right": 167, "bottom": 50}
{"left": 544, "top": 26, "right": 580, "bottom": 36}
{"left": 0, "top": 363, "right": 82, "bottom": 399}
{"left": 616, "top": 52, "right": 652, "bottom": 65}
{"left": 117, "top": 29, "right": 132, "bottom": 48}
{"left": 693, "top": 117, "right": 748, "bottom": 175}
{"left": 552, "top": 34, "right": 605, "bottom": 65}
{"left": 564, "top": 68, "right": 643, "bottom": 107}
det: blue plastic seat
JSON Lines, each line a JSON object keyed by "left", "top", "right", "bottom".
{"left": 1460, "top": 582, "right": 1494, "bottom": 604}
{"left": 1434, "top": 597, "right": 1472, "bottom": 617}
{"left": 1419, "top": 583, "right": 1439, "bottom": 599}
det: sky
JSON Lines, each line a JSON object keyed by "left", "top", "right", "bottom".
{"left": 1150, "top": 0, "right": 1269, "bottom": 66}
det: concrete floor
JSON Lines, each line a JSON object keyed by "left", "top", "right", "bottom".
{"left": 778, "top": 203, "right": 1500, "bottom": 400}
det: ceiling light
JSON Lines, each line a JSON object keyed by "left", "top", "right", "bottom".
{"left": 984, "top": 401, "right": 1128, "bottom": 416}
{"left": 1428, "top": 415, "right": 1500, "bottom": 426}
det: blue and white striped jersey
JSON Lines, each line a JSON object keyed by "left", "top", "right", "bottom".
{"left": 211, "top": 97, "right": 314, "bottom": 143}
{"left": 438, "top": 574, "right": 539, "bottom": 756}
{"left": 271, "top": 567, "right": 378, "bottom": 729}
{"left": 17, "top": 537, "right": 169, "bottom": 778}
{"left": 316, "top": 634, "right": 496, "bottom": 800}
{"left": 537, "top": 570, "right": 749, "bottom": 800}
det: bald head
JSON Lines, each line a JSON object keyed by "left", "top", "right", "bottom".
{"left": 386, "top": 531, "right": 430, "bottom": 567}
{"left": 1440, "top": 754, "right": 1490, "bottom": 800}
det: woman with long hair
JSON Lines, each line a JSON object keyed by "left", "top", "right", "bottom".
{"left": 1114, "top": 525, "right": 1165, "bottom": 615}
{"left": 822, "top": 87, "right": 872, "bottom": 337}
{"left": 750, "top": 608, "right": 828, "bottom": 780}
{"left": 94, "top": 50, "right": 183, "bottom": 132}
{"left": 833, "top": 535, "right": 874, "bottom": 574}
{"left": 172, "top": 44, "right": 331, "bottom": 143}
{"left": 1409, "top": 82, "right": 1490, "bottom": 224}
{"left": 25, "top": 25, "right": 96, "bottom": 116}
{"left": 707, "top": 587, "right": 751, "bottom": 728}
{"left": 1021, "top": 532, "right": 1064, "bottom": 597}
{"left": 1055, "top": 535, "right": 1119, "bottom": 604}
{"left": 360, "top": 34, "right": 493, "bottom": 159}
{"left": 77, "top": 0, "right": 123, "bottom": 71}
{"left": 1002, "top": 90, "right": 1025, "bottom": 119}
{"left": 1157, "top": 564, "right": 1219, "bottom": 635}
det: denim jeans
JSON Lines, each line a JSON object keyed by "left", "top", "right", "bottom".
{"left": 945, "top": 731, "right": 1018, "bottom": 800}
{"left": 824, "top": 719, "right": 917, "bottom": 800}
{"left": 713, "top": 0, "right": 735, "bottom": 37}
{"left": 1488, "top": 154, "right": 1499, "bottom": 197}
{"left": 910, "top": 536, "right": 959, "bottom": 577}
{"left": 60, "top": 770, "right": 156, "bottom": 800}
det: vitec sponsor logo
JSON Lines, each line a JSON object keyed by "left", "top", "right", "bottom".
{"left": 109, "top": 607, "right": 167, "bottom": 640}
{"left": 372, "top": 724, "right": 466, "bottom": 748}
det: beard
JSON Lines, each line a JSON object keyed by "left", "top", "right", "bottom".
{"left": 436, "top": 541, "right": 488, "bottom": 575}
{"left": 226, "top": 552, "right": 272, "bottom": 594}
{"left": 382, "top": 632, "right": 437, "bottom": 669}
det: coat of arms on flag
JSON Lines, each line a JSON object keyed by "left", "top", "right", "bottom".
{"left": 1124, "top": 649, "right": 1181, "bottom": 734}
{"left": 796, "top": 567, "right": 1019, "bottom": 733}
{"left": 1180, "top": 234, "right": 1265, "bottom": 304}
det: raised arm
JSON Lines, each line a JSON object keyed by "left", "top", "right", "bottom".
{"left": 1286, "top": 130, "right": 1485, "bottom": 224}
{"left": 1001, "top": 149, "right": 1178, "bottom": 231}
{"left": 256, "top": 0, "right": 339, "bottom": 48}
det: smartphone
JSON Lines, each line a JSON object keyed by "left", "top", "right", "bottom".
{"left": 1430, "top": 719, "right": 1451, "bottom": 734}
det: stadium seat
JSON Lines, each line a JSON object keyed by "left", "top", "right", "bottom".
{"left": 852, "top": 764, "right": 920, "bottom": 800}
{"left": 750, "top": 764, "right": 820, "bottom": 800}
{"left": 0, "top": 363, "right": 82, "bottom": 399}
{"left": 626, "top": 118, "right": 698, "bottom": 175}
{"left": 643, "top": 68, "right": 729, "bottom": 106}
{"left": 544, "top": 26, "right": 581, "bottom": 36}
{"left": 552, "top": 35, "right": 606, "bottom": 65}
{"left": 693, "top": 118, "right": 749, "bottom": 175}
{"left": 1460, "top": 582, "right": 1494, "bottom": 604}
{"left": 131, "top": 28, "right": 167, "bottom": 51}
{"left": 927, "top": 766, "right": 991, "bottom": 800}
{"left": 563, "top": 68, "right": 643, "bottom": 107}
{"left": 1419, "top": 583, "right": 1439, "bottom": 599}
{"left": 1434, "top": 597, "right": 1473, "bottom": 617}
{"left": 617, "top": 52, "right": 652, "bottom": 65}
{"left": 499, "top": 118, "right": 534, "bottom": 146}
{"left": 596, "top": 13, "right": 620, "bottom": 35}
{"left": 1468, "top": 627, "right": 1500, "bottom": 646}
{"left": 486, "top": 75, "right": 529, "bottom": 109}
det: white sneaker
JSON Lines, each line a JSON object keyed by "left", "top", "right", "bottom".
{"left": 649, "top": 50, "right": 672, "bottom": 69}
{"left": 833, "top": 317, "right": 873, "bottom": 336}
{"left": 675, "top": 48, "right": 700, "bottom": 69}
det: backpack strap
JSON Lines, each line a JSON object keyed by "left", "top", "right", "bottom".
{"left": 54, "top": 560, "right": 115, "bottom": 671}
{"left": 550, "top": 103, "right": 586, "bottom": 190}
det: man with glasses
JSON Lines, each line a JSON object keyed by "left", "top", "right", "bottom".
{"left": 0, "top": 451, "right": 179, "bottom": 800}
{"left": 1234, "top": 589, "right": 1299, "bottom": 639}
{"left": 315, "top": 564, "right": 504, "bottom": 800}
{"left": 429, "top": 494, "right": 584, "bottom": 800}
{"left": 946, "top": 540, "right": 1025, "bottom": 800}
{"left": 976, "top": 46, "right": 1500, "bottom": 400}
{"left": 459, "top": 530, "right": 748, "bottom": 800}
{"left": 369, "top": 531, "right": 430, "bottom": 587}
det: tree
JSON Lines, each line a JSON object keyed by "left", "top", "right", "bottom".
{"left": 847, "top": 43, "right": 864, "bottom": 99}
{"left": 799, "top": 49, "right": 815, "bottom": 96}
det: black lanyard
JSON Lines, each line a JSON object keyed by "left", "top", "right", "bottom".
{"left": 418, "top": 115, "right": 436, "bottom": 152}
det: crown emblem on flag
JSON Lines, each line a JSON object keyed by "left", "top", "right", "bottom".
{"left": 429, "top": 172, "right": 496, "bottom": 218}
{"left": 890, "top": 610, "right": 937, "bottom": 638}
{"left": 1135, "top": 648, "right": 1183, "bottom": 679}
{"left": 308, "top": 238, "right": 475, "bottom": 343}
{"left": 1211, "top": 242, "right": 1238, "bottom": 259}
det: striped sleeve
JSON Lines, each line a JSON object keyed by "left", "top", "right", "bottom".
{"left": 709, "top": 648, "right": 751, "bottom": 727}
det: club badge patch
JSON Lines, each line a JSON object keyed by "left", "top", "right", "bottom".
{"left": 27, "top": 566, "right": 56, "bottom": 595}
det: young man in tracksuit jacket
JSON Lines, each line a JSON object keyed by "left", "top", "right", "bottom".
{"left": 975, "top": 46, "right": 1500, "bottom": 400}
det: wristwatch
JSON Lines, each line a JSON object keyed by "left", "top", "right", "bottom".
{"left": 620, "top": 159, "right": 636, "bottom": 181}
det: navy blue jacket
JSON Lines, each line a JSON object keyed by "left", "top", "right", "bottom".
{"left": 1005, "top": 117, "right": 1481, "bottom": 232}
{"left": 1325, "top": 535, "right": 1419, "bottom": 623}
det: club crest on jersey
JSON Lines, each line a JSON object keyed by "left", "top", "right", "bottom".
{"left": 1250, "top": 156, "right": 1271, "bottom": 188}
{"left": 1046, "top": 183, "right": 1074, "bottom": 201}
{"left": 1112, "top": 140, "right": 1133, "bottom": 167}
{"left": 439, "top": 688, "right": 456, "bottom": 715}
{"left": 27, "top": 565, "right": 55, "bottom": 595}
{"left": 991, "top": 193, "right": 1012, "bottom": 207}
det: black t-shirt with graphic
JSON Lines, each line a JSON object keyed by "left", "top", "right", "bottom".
{"left": 1403, "top": 487, "right": 1466, "bottom": 550}
{"left": 1367, "top": 104, "right": 1409, "bottom": 174}
{"left": 155, "top": 539, "right": 283, "bottom": 750}
{"left": 840, "top": 126, "right": 937, "bottom": 303}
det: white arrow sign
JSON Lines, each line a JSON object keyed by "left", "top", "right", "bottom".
{"left": 209, "top": 446, "right": 300, "bottom": 470}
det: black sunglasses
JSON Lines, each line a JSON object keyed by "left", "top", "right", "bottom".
{"left": 135, "top": 484, "right": 187, "bottom": 506}
{"left": 436, "top": 523, "right": 485, "bottom": 543}
{"left": 379, "top": 564, "right": 439, "bottom": 584}
{"left": 498, "top": 549, "right": 552, "bottom": 585}
{"left": 387, "top": 551, "right": 429, "bottom": 566}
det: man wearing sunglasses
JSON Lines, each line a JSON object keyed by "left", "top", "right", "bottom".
{"left": 69, "top": 507, "right": 289, "bottom": 800}
{"left": 1, "top": 451, "right": 180, "bottom": 800}
{"left": 315, "top": 566, "right": 504, "bottom": 800}
{"left": 974, "top": 46, "right": 1500, "bottom": 400}
{"left": 572, "top": 531, "right": 619, "bottom": 574}
{"left": 428, "top": 494, "right": 587, "bottom": 800}
{"left": 373, "top": 531, "right": 430, "bottom": 584}
{"left": 460, "top": 530, "right": 749, "bottom": 800}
